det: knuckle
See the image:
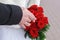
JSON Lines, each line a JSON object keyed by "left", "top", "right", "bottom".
{"left": 28, "top": 19, "right": 31, "bottom": 22}
{"left": 24, "top": 22, "right": 31, "bottom": 26}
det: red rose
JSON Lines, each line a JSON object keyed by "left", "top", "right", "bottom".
{"left": 28, "top": 5, "right": 37, "bottom": 10}
{"left": 37, "top": 7, "right": 44, "bottom": 13}
{"left": 35, "top": 13, "right": 44, "bottom": 19}
{"left": 28, "top": 8, "right": 38, "bottom": 16}
{"left": 29, "top": 9, "right": 38, "bottom": 16}
{"left": 42, "top": 17, "right": 48, "bottom": 25}
{"left": 29, "top": 28, "right": 38, "bottom": 38}
{"left": 29, "top": 22, "right": 36, "bottom": 27}
{"left": 25, "top": 22, "right": 38, "bottom": 31}
{"left": 37, "top": 20, "right": 45, "bottom": 30}
{"left": 25, "top": 26, "right": 30, "bottom": 31}
{"left": 28, "top": 9, "right": 34, "bottom": 13}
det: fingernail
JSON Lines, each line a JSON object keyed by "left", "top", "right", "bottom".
{"left": 33, "top": 20, "right": 35, "bottom": 22}
{"left": 26, "top": 23, "right": 31, "bottom": 26}
{"left": 28, "top": 24, "right": 31, "bottom": 26}
{"left": 35, "top": 18, "right": 37, "bottom": 20}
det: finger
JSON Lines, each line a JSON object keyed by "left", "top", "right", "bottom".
{"left": 26, "top": 17, "right": 31, "bottom": 22}
{"left": 24, "top": 22, "right": 31, "bottom": 26}
{"left": 21, "top": 24, "right": 26, "bottom": 29}
{"left": 28, "top": 12, "right": 36, "bottom": 22}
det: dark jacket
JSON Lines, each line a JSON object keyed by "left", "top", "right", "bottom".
{"left": 0, "top": 3, "right": 23, "bottom": 25}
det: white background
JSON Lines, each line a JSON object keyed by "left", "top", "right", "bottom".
{"left": 41, "top": 0, "right": 60, "bottom": 40}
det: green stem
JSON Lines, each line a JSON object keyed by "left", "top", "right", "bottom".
{"left": 36, "top": 36, "right": 40, "bottom": 40}
{"left": 31, "top": 38, "right": 34, "bottom": 40}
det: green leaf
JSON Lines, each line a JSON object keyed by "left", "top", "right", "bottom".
{"left": 39, "top": 32, "right": 46, "bottom": 40}
{"left": 24, "top": 31, "right": 28, "bottom": 38}
{"left": 31, "top": 38, "right": 35, "bottom": 40}
{"left": 28, "top": 33, "right": 33, "bottom": 39}
{"left": 36, "top": 36, "right": 40, "bottom": 40}
{"left": 25, "top": 24, "right": 50, "bottom": 40}
{"left": 36, "top": 24, "right": 50, "bottom": 40}
{"left": 41, "top": 24, "right": 50, "bottom": 32}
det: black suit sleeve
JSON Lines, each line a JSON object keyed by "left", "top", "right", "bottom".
{"left": 0, "top": 3, "right": 23, "bottom": 25}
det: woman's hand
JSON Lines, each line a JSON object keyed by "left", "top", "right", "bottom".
{"left": 19, "top": 7, "right": 36, "bottom": 29}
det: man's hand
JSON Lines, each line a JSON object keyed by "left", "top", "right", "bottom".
{"left": 19, "top": 7, "right": 36, "bottom": 29}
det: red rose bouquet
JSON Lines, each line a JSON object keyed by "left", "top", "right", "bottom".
{"left": 24, "top": 5, "right": 50, "bottom": 40}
